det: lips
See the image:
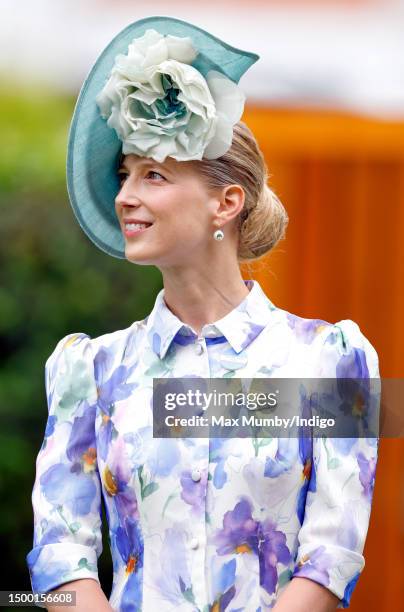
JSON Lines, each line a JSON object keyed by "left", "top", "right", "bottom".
{"left": 123, "top": 222, "right": 153, "bottom": 238}
{"left": 123, "top": 219, "right": 153, "bottom": 226}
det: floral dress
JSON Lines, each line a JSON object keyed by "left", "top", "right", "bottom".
{"left": 26, "top": 279, "right": 380, "bottom": 610}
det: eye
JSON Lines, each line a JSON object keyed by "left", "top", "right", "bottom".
{"left": 117, "top": 170, "right": 128, "bottom": 184}
{"left": 146, "top": 170, "right": 166, "bottom": 181}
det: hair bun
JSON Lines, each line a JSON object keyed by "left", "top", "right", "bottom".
{"left": 239, "top": 183, "right": 289, "bottom": 261}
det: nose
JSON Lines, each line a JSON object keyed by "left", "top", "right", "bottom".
{"left": 115, "top": 181, "right": 141, "bottom": 211}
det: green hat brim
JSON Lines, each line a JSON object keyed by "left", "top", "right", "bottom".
{"left": 66, "top": 15, "right": 259, "bottom": 258}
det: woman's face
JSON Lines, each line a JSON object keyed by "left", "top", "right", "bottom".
{"left": 115, "top": 154, "right": 227, "bottom": 268}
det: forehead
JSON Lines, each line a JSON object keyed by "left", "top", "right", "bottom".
{"left": 118, "top": 154, "right": 197, "bottom": 177}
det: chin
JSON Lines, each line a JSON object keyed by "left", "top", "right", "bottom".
{"left": 124, "top": 246, "right": 159, "bottom": 266}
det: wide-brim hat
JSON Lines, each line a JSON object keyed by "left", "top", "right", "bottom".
{"left": 67, "top": 15, "right": 259, "bottom": 258}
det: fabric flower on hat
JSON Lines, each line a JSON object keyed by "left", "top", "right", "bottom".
{"left": 95, "top": 28, "right": 246, "bottom": 163}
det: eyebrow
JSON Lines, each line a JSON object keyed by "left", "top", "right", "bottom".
{"left": 118, "top": 159, "right": 168, "bottom": 172}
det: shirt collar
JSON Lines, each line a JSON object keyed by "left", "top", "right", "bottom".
{"left": 145, "top": 279, "right": 277, "bottom": 360}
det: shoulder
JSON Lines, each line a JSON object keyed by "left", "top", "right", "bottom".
{"left": 48, "top": 320, "right": 146, "bottom": 362}
{"left": 307, "top": 317, "right": 379, "bottom": 378}
{"left": 274, "top": 309, "right": 379, "bottom": 378}
{"left": 46, "top": 319, "right": 147, "bottom": 387}
{"left": 45, "top": 332, "right": 93, "bottom": 380}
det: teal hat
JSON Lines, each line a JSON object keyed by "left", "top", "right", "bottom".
{"left": 67, "top": 15, "right": 259, "bottom": 258}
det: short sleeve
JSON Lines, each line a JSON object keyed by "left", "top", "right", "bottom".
{"left": 26, "top": 333, "right": 103, "bottom": 603}
{"left": 292, "top": 319, "right": 380, "bottom": 608}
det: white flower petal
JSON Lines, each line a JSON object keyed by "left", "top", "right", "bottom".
{"left": 96, "top": 72, "right": 124, "bottom": 116}
{"left": 143, "top": 37, "right": 169, "bottom": 69}
{"left": 115, "top": 49, "right": 144, "bottom": 76}
{"left": 165, "top": 34, "right": 197, "bottom": 64}
{"left": 202, "top": 115, "right": 234, "bottom": 159}
{"left": 130, "top": 29, "right": 163, "bottom": 56}
{"left": 206, "top": 70, "right": 246, "bottom": 124}
{"left": 123, "top": 132, "right": 160, "bottom": 157}
{"left": 186, "top": 114, "right": 206, "bottom": 137}
{"left": 129, "top": 88, "right": 161, "bottom": 105}
{"left": 107, "top": 106, "right": 131, "bottom": 139}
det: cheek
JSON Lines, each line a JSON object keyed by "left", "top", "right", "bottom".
{"left": 170, "top": 205, "right": 207, "bottom": 237}
{"left": 150, "top": 186, "right": 211, "bottom": 239}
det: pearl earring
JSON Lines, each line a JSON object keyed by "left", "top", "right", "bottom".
{"left": 213, "top": 229, "right": 224, "bottom": 241}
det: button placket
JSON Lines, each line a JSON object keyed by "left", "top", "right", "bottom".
{"left": 185, "top": 336, "right": 210, "bottom": 609}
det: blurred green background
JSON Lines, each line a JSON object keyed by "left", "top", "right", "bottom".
{"left": 0, "top": 83, "right": 162, "bottom": 608}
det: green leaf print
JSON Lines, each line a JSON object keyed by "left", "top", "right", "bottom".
{"left": 182, "top": 585, "right": 196, "bottom": 604}
{"left": 327, "top": 457, "right": 341, "bottom": 469}
{"left": 142, "top": 482, "right": 159, "bottom": 498}
{"left": 278, "top": 568, "right": 293, "bottom": 587}
{"left": 252, "top": 437, "right": 272, "bottom": 456}
{"left": 138, "top": 465, "right": 159, "bottom": 499}
{"left": 76, "top": 557, "right": 97, "bottom": 572}
{"left": 162, "top": 490, "right": 179, "bottom": 518}
{"left": 144, "top": 361, "right": 171, "bottom": 377}
{"left": 138, "top": 466, "right": 144, "bottom": 491}
{"left": 55, "top": 352, "right": 97, "bottom": 421}
{"left": 322, "top": 438, "right": 340, "bottom": 469}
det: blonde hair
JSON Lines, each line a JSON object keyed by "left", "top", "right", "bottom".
{"left": 194, "top": 121, "right": 289, "bottom": 263}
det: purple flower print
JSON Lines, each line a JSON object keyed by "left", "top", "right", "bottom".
{"left": 295, "top": 385, "right": 317, "bottom": 524}
{"left": 294, "top": 545, "right": 332, "bottom": 585}
{"left": 44, "top": 415, "right": 57, "bottom": 439}
{"left": 214, "top": 498, "right": 291, "bottom": 596}
{"left": 329, "top": 438, "right": 358, "bottom": 455}
{"left": 258, "top": 519, "right": 291, "bottom": 595}
{"left": 335, "top": 345, "right": 370, "bottom": 380}
{"left": 241, "top": 320, "right": 267, "bottom": 347}
{"left": 210, "top": 438, "right": 243, "bottom": 489}
{"left": 214, "top": 498, "right": 260, "bottom": 556}
{"left": 37, "top": 403, "right": 100, "bottom": 535}
{"left": 154, "top": 526, "right": 195, "bottom": 607}
{"left": 103, "top": 437, "right": 138, "bottom": 519}
{"left": 180, "top": 468, "right": 208, "bottom": 515}
{"left": 120, "top": 571, "right": 143, "bottom": 612}
{"left": 286, "top": 315, "right": 330, "bottom": 344}
{"left": 93, "top": 347, "right": 139, "bottom": 461}
{"left": 342, "top": 572, "right": 360, "bottom": 607}
{"left": 357, "top": 451, "right": 377, "bottom": 501}
{"left": 40, "top": 462, "right": 97, "bottom": 516}
{"left": 66, "top": 403, "right": 98, "bottom": 471}
{"left": 38, "top": 524, "right": 68, "bottom": 546}
{"left": 264, "top": 439, "right": 298, "bottom": 478}
{"left": 149, "top": 329, "right": 162, "bottom": 355}
{"left": 296, "top": 435, "right": 316, "bottom": 525}
{"left": 334, "top": 353, "right": 372, "bottom": 436}
{"left": 209, "top": 438, "right": 228, "bottom": 488}
{"left": 40, "top": 414, "right": 58, "bottom": 451}
{"left": 210, "top": 558, "right": 237, "bottom": 610}
{"left": 98, "top": 408, "right": 117, "bottom": 463}
{"left": 26, "top": 546, "right": 72, "bottom": 593}
{"left": 147, "top": 438, "right": 181, "bottom": 478}
{"left": 115, "top": 515, "right": 144, "bottom": 573}
{"left": 115, "top": 516, "right": 144, "bottom": 611}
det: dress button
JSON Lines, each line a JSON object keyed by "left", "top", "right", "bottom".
{"left": 189, "top": 537, "right": 199, "bottom": 550}
{"left": 191, "top": 468, "right": 201, "bottom": 482}
{"left": 195, "top": 342, "right": 205, "bottom": 355}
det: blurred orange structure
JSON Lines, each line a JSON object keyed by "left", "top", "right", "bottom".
{"left": 242, "top": 106, "right": 404, "bottom": 609}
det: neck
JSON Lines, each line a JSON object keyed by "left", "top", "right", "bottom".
{"left": 159, "top": 264, "right": 251, "bottom": 336}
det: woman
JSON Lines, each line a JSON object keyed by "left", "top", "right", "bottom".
{"left": 26, "top": 16, "right": 379, "bottom": 612}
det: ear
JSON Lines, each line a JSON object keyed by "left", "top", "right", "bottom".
{"left": 216, "top": 184, "right": 246, "bottom": 223}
